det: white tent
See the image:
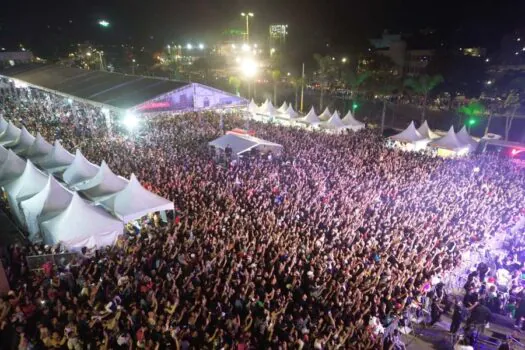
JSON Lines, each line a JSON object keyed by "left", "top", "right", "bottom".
{"left": 36, "top": 140, "right": 75, "bottom": 173}
{"left": 25, "top": 133, "right": 53, "bottom": 159}
{"left": 20, "top": 176, "right": 73, "bottom": 241}
{"left": 209, "top": 133, "right": 283, "bottom": 156}
{"left": 319, "top": 107, "right": 332, "bottom": 120}
{"left": 101, "top": 174, "right": 174, "bottom": 222}
{"left": 247, "top": 99, "right": 258, "bottom": 113}
{"left": 0, "top": 122, "right": 21, "bottom": 147}
{"left": 284, "top": 105, "right": 299, "bottom": 119}
{"left": 456, "top": 126, "right": 478, "bottom": 151}
{"left": 342, "top": 110, "right": 365, "bottom": 131}
{"left": 62, "top": 150, "right": 100, "bottom": 187}
{"left": 0, "top": 117, "right": 8, "bottom": 134}
{"left": 278, "top": 101, "right": 288, "bottom": 113}
{"left": 429, "top": 126, "right": 468, "bottom": 152}
{"left": 0, "top": 149, "right": 26, "bottom": 186}
{"left": 258, "top": 100, "right": 279, "bottom": 116}
{"left": 4, "top": 160, "right": 49, "bottom": 225}
{"left": 417, "top": 121, "right": 439, "bottom": 139}
{"left": 302, "top": 107, "right": 322, "bottom": 125}
{"left": 323, "top": 111, "right": 348, "bottom": 131}
{"left": 10, "top": 127, "right": 35, "bottom": 155}
{"left": 76, "top": 161, "right": 129, "bottom": 201}
{"left": 390, "top": 121, "right": 425, "bottom": 143}
{"left": 41, "top": 193, "right": 124, "bottom": 249}
{"left": 0, "top": 145, "right": 8, "bottom": 164}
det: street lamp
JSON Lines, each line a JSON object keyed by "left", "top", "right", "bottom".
{"left": 341, "top": 57, "right": 347, "bottom": 63}
{"left": 198, "top": 43, "right": 204, "bottom": 50}
{"left": 240, "top": 12, "right": 254, "bottom": 43}
{"left": 97, "top": 51, "right": 104, "bottom": 71}
{"left": 98, "top": 20, "right": 110, "bottom": 28}
{"left": 186, "top": 43, "right": 193, "bottom": 50}
{"left": 270, "top": 48, "right": 276, "bottom": 57}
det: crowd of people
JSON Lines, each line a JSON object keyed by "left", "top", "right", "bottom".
{"left": 0, "top": 86, "right": 524, "bottom": 349}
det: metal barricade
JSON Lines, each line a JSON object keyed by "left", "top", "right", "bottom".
{"left": 26, "top": 253, "right": 80, "bottom": 271}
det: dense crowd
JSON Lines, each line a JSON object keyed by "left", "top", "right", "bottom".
{"left": 0, "top": 87, "right": 525, "bottom": 349}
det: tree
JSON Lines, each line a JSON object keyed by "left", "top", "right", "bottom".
{"left": 403, "top": 74, "right": 444, "bottom": 123}
{"left": 369, "top": 75, "right": 401, "bottom": 133}
{"left": 271, "top": 70, "right": 281, "bottom": 105}
{"left": 314, "top": 54, "right": 337, "bottom": 110}
{"left": 342, "top": 70, "right": 371, "bottom": 116}
{"left": 457, "top": 99, "right": 485, "bottom": 132}
{"left": 228, "top": 76, "right": 241, "bottom": 96}
{"left": 290, "top": 76, "right": 305, "bottom": 111}
{"left": 503, "top": 91, "right": 520, "bottom": 141}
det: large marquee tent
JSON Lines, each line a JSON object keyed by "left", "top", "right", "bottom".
{"left": 0, "top": 64, "right": 248, "bottom": 115}
{"left": 62, "top": 150, "right": 100, "bottom": 187}
{"left": 209, "top": 132, "right": 283, "bottom": 157}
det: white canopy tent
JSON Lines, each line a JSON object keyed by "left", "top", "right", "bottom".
{"left": 257, "top": 100, "right": 279, "bottom": 116}
{"left": 342, "top": 111, "right": 365, "bottom": 131}
{"left": 25, "top": 133, "right": 53, "bottom": 159}
{"left": 100, "top": 174, "right": 174, "bottom": 223}
{"left": 278, "top": 101, "right": 288, "bottom": 113}
{"left": 0, "top": 122, "right": 21, "bottom": 147}
{"left": 41, "top": 193, "right": 124, "bottom": 249}
{"left": 322, "top": 111, "right": 350, "bottom": 133}
{"left": 0, "top": 117, "right": 8, "bottom": 134}
{"left": 0, "top": 149, "right": 26, "bottom": 186}
{"left": 284, "top": 105, "right": 299, "bottom": 119}
{"left": 247, "top": 99, "right": 258, "bottom": 114}
{"left": 0, "top": 145, "right": 8, "bottom": 164}
{"left": 62, "top": 150, "right": 100, "bottom": 187}
{"left": 35, "top": 140, "right": 75, "bottom": 174}
{"left": 429, "top": 126, "right": 470, "bottom": 153}
{"left": 390, "top": 121, "right": 425, "bottom": 143}
{"left": 456, "top": 126, "right": 479, "bottom": 151}
{"left": 417, "top": 121, "right": 439, "bottom": 139}
{"left": 4, "top": 160, "right": 49, "bottom": 225}
{"left": 209, "top": 132, "right": 283, "bottom": 157}
{"left": 319, "top": 107, "right": 332, "bottom": 120}
{"left": 20, "top": 176, "right": 73, "bottom": 241}
{"left": 302, "top": 107, "right": 322, "bottom": 126}
{"left": 10, "top": 127, "right": 35, "bottom": 155}
{"left": 75, "top": 161, "right": 129, "bottom": 201}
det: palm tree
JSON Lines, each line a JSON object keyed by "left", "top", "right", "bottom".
{"left": 342, "top": 70, "right": 371, "bottom": 116}
{"left": 503, "top": 91, "right": 520, "bottom": 141}
{"left": 271, "top": 70, "right": 281, "bottom": 105}
{"left": 228, "top": 76, "right": 241, "bottom": 96}
{"left": 314, "top": 54, "right": 337, "bottom": 110}
{"left": 290, "top": 76, "right": 305, "bottom": 110}
{"left": 403, "top": 74, "right": 444, "bottom": 123}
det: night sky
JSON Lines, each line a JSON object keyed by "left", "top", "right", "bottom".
{"left": 1, "top": 0, "right": 524, "bottom": 58}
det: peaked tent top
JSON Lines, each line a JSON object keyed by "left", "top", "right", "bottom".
{"left": 0, "top": 149, "right": 26, "bottom": 186}
{"left": 76, "top": 160, "right": 129, "bottom": 201}
{"left": 325, "top": 111, "right": 346, "bottom": 128}
{"left": 0, "top": 145, "right": 8, "bottom": 164}
{"left": 40, "top": 192, "right": 124, "bottom": 249}
{"left": 302, "top": 107, "right": 321, "bottom": 124}
{"left": 319, "top": 107, "right": 332, "bottom": 120}
{"left": 429, "top": 126, "right": 467, "bottom": 151}
{"left": 456, "top": 126, "right": 478, "bottom": 149}
{"left": 101, "top": 174, "right": 174, "bottom": 222}
{"left": 62, "top": 149, "right": 100, "bottom": 186}
{"left": 390, "top": 121, "right": 425, "bottom": 143}
{"left": 278, "top": 101, "right": 288, "bottom": 112}
{"left": 37, "top": 140, "right": 75, "bottom": 173}
{"left": 11, "top": 127, "right": 35, "bottom": 154}
{"left": 0, "top": 117, "right": 8, "bottom": 134}
{"left": 342, "top": 110, "right": 365, "bottom": 127}
{"left": 247, "top": 99, "right": 258, "bottom": 113}
{"left": 0, "top": 122, "right": 22, "bottom": 147}
{"left": 4, "top": 160, "right": 48, "bottom": 202}
{"left": 417, "top": 121, "right": 439, "bottom": 139}
{"left": 284, "top": 105, "right": 299, "bottom": 118}
{"left": 25, "top": 133, "right": 53, "bottom": 159}
{"left": 20, "top": 175, "right": 73, "bottom": 219}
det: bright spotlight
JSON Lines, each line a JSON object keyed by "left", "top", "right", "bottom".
{"left": 123, "top": 112, "right": 139, "bottom": 130}
{"left": 186, "top": 43, "right": 193, "bottom": 50}
{"left": 198, "top": 43, "right": 204, "bottom": 50}
{"left": 240, "top": 59, "right": 257, "bottom": 77}
{"left": 98, "top": 20, "right": 110, "bottom": 28}
{"left": 241, "top": 44, "right": 250, "bottom": 52}
{"left": 67, "top": 98, "right": 73, "bottom": 104}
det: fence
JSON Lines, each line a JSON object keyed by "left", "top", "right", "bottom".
{"left": 26, "top": 252, "right": 80, "bottom": 271}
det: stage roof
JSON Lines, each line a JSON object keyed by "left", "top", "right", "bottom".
{"left": 0, "top": 64, "right": 189, "bottom": 110}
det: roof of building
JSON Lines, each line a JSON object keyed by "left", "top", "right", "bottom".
{"left": 0, "top": 64, "right": 189, "bottom": 110}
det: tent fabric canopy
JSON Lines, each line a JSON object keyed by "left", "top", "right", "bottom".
{"left": 319, "top": 107, "right": 332, "bottom": 120}
{"left": 417, "top": 121, "right": 439, "bottom": 139}
{"left": 0, "top": 117, "right": 8, "bottom": 134}
{"left": 62, "top": 149, "right": 100, "bottom": 186}
{"left": 75, "top": 160, "right": 129, "bottom": 201}
{"left": 10, "top": 127, "right": 35, "bottom": 155}
{"left": 40, "top": 193, "right": 124, "bottom": 249}
{"left": 302, "top": 107, "right": 321, "bottom": 125}
{"left": 100, "top": 174, "right": 174, "bottom": 223}
{"left": 20, "top": 176, "right": 73, "bottom": 240}
{"left": 209, "top": 133, "right": 283, "bottom": 156}
{"left": 390, "top": 121, "right": 425, "bottom": 143}
{"left": 323, "top": 111, "right": 347, "bottom": 129}
{"left": 0, "top": 122, "right": 21, "bottom": 147}
{"left": 278, "top": 102, "right": 288, "bottom": 112}
{"left": 257, "top": 100, "right": 279, "bottom": 116}
{"left": 25, "top": 132, "right": 53, "bottom": 159}
{"left": 4, "top": 160, "right": 49, "bottom": 224}
{"left": 284, "top": 105, "right": 299, "bottom": 119}
{"left": 247, "top": 99, "right": 258, "bottom": 113}
{"left": 35, "top": 140, "right": 75, "bottom": 173}
{"left": 0, "top": 149, "right": 26, "bottom": 186}
{"left": 429, "top": 126, "right": 467, "bottom": 151}
{"left": 456, "top": 126, "right": 478, "bottom": 150}
{"left": 341, "top": 111, "right": 365, "bottom": 130}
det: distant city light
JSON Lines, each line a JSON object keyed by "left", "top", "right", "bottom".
{"left": 485, "top": 58, "right": 490, "bottom": 62}
{"left": 198, "top": 43, "right": 204, "bottom": 50}
{"left": 186, "top": 43, "right": 193, "bottom": 50}
{"left": 98, "top": 20, "right": 110, "bottom": 28}
{"left": 486, "top": 80, "right": 492, "bottom": 85}
{"left": 86, "top": 52, "right": 92, "bottom": 57}
{"left": 515, "top": 52, "right": 519, "bottom": 55}
{"left": 341, "top": 57, "right": 347, "bottom": 63}
{"left": 518, "top": 38, "right": 522, "bottom": 42}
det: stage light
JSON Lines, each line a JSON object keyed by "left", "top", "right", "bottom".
{"left": 123, "top": 112, "right": 139, "bottom": 130}
{"left": 98, "top": 20, "right": 110, "bottom": 28}
{"left": 186, "top": 43, "right": 193, "bottom": 50}
{"left": 198, "top": 43, "right": 204, "bottom": 50}
{"left": 240, "top": 58, "right": 257, "bottom": 77}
